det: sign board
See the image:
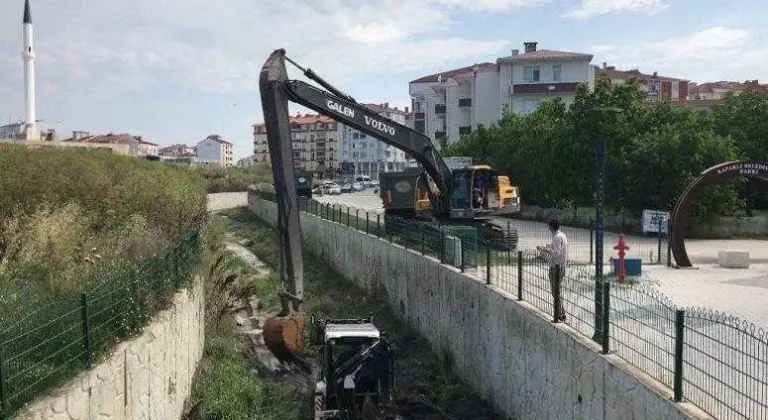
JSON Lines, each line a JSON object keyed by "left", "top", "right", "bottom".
{"left": 642, "top": 209, "right": 670, "bottom": 234}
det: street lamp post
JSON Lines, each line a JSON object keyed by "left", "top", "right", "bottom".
{"left": 588, "top": 106, "right": 623, "bottom": 343}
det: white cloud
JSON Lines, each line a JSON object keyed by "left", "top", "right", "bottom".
{"left": 591, "top": 27, "right": 768, "bottom": 82}
{"left": 430, "top": 0, "right": 549, "bottom": 11}
{"left": 563, "top": 0, "right": 669, "bottom": 19}
{"left": 0, "top": 0, "right": 545, "bottom": 103}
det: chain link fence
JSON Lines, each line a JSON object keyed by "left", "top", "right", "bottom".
{"left": 258, "top": 192, "right": 767, "bottom": 420}
{"left": 0, "top": 231, "right": 201, "bottom": 419}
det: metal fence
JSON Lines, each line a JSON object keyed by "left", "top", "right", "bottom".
{"left": 262, "top": 193, "right": 767, "bottom": 420}
{"left": 301, "top": 192, "right": 669, "bottom": 265}
{"left": 0, "top": 231, "right": 201, "bottom": 419}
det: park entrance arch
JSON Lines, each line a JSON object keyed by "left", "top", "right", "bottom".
{"left": 670, "top": 161, "right": 768, "bottom": 267}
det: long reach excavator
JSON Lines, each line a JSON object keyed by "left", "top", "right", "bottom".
{"left": 259, "top": 49, "right": 396, "bottom": 419}
{"left": 259, "top": 48, "right": 522, "bottom": 418}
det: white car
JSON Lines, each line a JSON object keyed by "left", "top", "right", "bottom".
{"left": 352, "top": 182, "right": 364, "bottom": 191}
{"left": 322, "top": 182, "right": 342, "bottom": 195}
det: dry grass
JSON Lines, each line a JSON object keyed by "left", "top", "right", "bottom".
{"left": 0, "top": 146, "right": 207, "bottom": 312}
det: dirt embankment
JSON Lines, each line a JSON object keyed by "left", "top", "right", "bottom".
{"left": 221, "top": 208, "right": 513, "bottom": 420}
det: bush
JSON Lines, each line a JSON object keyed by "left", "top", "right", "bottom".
{"left": 194, "top": 164, "right": 273, "bottom": 193}
{"left": 0, "top": 145, "right": 208, "bottom": 307}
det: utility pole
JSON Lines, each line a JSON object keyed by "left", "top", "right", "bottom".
{"left": 588, "top": 106, "right": 623, "bottom": 343}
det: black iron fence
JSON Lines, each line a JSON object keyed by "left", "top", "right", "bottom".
{"left": 256, "top": 191, "right": 767, "bottom": 420}
{"left": 0, "top": 231, "right": 201, "bottom": 419}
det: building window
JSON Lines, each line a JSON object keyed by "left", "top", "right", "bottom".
{"left": 520, "top": 99, "right": 541, "bottom": 115}
{"left": 458, "top": 98, "right": 472, "bottom": 107}
{"left": 523, "top": 65, "right": 540, "bottom": 82}
{"left": 414, "top": 120, "right": 425, "bottom": 133}
{"left": 552, "top": 64, "right": 562, "bottom": 82}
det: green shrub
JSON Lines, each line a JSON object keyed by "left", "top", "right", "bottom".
{"left": 0, "top": 145, "right": 208, "bottom": 308}
{"left": 194, "top": 164, "right": 273, "bottom": 193}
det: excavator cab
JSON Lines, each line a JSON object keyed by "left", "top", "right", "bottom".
{"left": 449, "top": 166, "right": 520, "bottom": 219}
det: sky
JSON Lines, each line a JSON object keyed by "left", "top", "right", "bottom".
{"left": 0, "top": 0, "right": 766, "bottom": 160}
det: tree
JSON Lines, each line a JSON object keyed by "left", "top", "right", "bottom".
{"left": 442, "top": 80, "right": 754, "bottom": 217}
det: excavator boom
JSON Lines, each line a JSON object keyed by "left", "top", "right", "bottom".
{"left": 262, "top": 49, "right": 452, "bottom": 216}
{"left": 259, "top": 49, "right": 304, "bottom": 306}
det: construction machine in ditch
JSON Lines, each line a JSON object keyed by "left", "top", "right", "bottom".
{"left": 259, "top": 48, "right": 397, "bottom": 419}
{"left": 309, "top": 315, "right": 395, "bottom": 419}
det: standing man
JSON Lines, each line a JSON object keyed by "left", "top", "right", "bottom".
{"left": 537, "top": 219, "right": 568, "bottom": 321}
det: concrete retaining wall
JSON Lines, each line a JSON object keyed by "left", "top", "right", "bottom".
{"left": 206, "top": 192, "right": 248, "bottom": 212}
{"left": 249, "top": 196, "right": 707, "bottom": 420}
{"left": 16, "top": 279, "right": 205, "bottom": 420}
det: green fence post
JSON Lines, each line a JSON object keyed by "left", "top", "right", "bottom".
{"left": 81, "top": 293, "right": 92, "bottom": 369}
{"left": 0, "top": 338, "right": 7, "bottom": 420}
{"left": 377, "top": 214, "right": 381, "bottom": 238}
{"left": 356, "top": 209, "right": 359, "bottom": 230}
{"left": 517, "top": 251, "right": 523, "bottom": 301}
{"left": 366, "top": 212, "right": 369, "bottom": 235}
{"left": 460, "top": 239, "right": 466, "bottom": 272}
{"left": 486, "top": 246, "right": 491, "bottom": 285}
{"left": 673, "top": 310, "right": 685, "bottom": 402}
{"left": 601, "top": 282, "right": 611, "bottom": 354}
{"left": 332, "top": 204, "right": 337, "bottom": 223}
{"left": 347, "top": 207, "right": 350, "bottom": 227}
{"left": 421, "top": 227, "right": 426, "bottom": 255}
{"left": 439, "top": 228, "right": 445, "bottom": 264}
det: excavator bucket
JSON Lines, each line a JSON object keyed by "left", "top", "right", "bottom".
{"left": 259, "top": 49, "right": 307, "bottom": 360}
{"left": 263, "top": 312, "right": 307, "bottom": 362}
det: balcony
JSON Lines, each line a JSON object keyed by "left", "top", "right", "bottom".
{"left": 459, "top": 98, "right": 472, "bottom": 107}
{"left": 510, "top": 82, "right": 580, "bottom": 94}
{"left": 435, "top": 131, "right": 447, "bottom": 139}
{"left": 434, "top": 104, "right": 446, "bottom": 114}
{"left": 459, "top": 126, "right": 472, "bottom": 135}
{"left": 414, "top": 112, "right": 425, "bottom": 119}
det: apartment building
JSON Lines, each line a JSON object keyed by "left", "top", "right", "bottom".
{"left": 340, "top": 103, "right": 410, "bottom": 179}
{"left": 253, "top": 114, "right": 340, "bottom": 174}
{"left": 409, "top": 42, "right": 594, "bottom": 147}
{"left": 61, "top": 132, "right": 158, "bottom": 157}
{"left": 689, "top": 80, "right": 768, "bottom": 100}
{"left": 196, "top": 134, "right": 234, "bottom": 167}
{"left": 159, "top": 143, "right": 196, "bottom": 158}
{"left": 596, "top": 63, "right": 690, "bottom": 101}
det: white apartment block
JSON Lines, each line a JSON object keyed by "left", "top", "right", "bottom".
{"left": 409, "top": 42, "right": 594, "bottom": 148}
{"left": 253, "top": 114, "right": 340, "bottom": 174}
{"left": 340, "top": 103, "right": 411, "bottom": 179}
{"left": 196, "top": 134, "right": 234, "bottom": 167}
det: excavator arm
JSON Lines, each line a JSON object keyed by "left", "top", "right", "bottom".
{"left": 261, "top": 49, "right": 452, "bottom": 216}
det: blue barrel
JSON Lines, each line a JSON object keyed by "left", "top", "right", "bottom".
{"left": 612, "top": 257, "right": 642, "bottom": 276}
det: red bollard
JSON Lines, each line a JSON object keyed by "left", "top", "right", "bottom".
{"left": 613, "top": 233, "right": 630, "bottom": 284}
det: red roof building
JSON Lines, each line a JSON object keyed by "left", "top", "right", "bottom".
{"left": 596, "top": 63, "right": 690, "bottom": 101}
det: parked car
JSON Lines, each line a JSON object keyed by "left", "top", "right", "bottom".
{"left": 355, "top": 175, "right": 372, "bottom": 188}
{"left": 341, "top": 183, "right": 353, "bottom": 193}
{"left": 352, "top": 182, "right": 363, "bottom": 192}
{"left": 322, "top": 182, "right": 341, "bottom": 195}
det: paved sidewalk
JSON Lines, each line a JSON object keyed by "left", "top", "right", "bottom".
{"left": 643, "top": 264, "right": 768, "bottom": 328}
